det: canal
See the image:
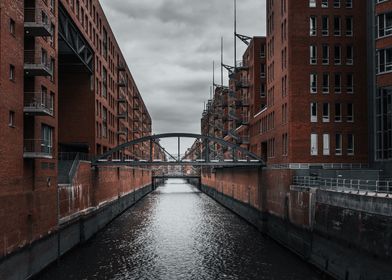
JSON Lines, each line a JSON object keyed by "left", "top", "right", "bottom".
{"left": 37, "top": 179, "right": 322, "bottom": 280}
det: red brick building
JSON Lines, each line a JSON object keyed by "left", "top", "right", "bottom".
{"left": 0, "top": 0, "right": 152, "bottom": 258}
{"left": 255, "top": 0, "right": 368, "bottom": 167}
{"left": 201, "top": 37, "right": 266, "bottom": 160}
{"left": 201, "top": 0, "right": 368, "bottom": 168}
{"left": 371, "top": 0, "right": 392, "bottom": 177}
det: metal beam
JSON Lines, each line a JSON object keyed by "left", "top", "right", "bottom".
{"left": 92, "top": 132, "right": 266, "bottom": 167}
{"left": 59, "top": 4, "right": 94, "bottom": 73}
{"left": 95, "top": 161, "right": 263, "bottom": 167}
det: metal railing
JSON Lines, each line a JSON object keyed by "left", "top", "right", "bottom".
{"left": 241, "top": 136, "right": 250, "bottom": 144}
{"left": 236, "top": 79, "right": 250, "bottom": 88}
{"left": 24, "top": 92, "right": 54, "bottom": 115}
{"left": 236, "top": 60, "right": 248, "bottom": 68}
{"left": 24, "top": 139, "right": 52, "bottom": 156}
{"left": 269, "top": 163, "right": 369, "bottom": 170}
{"left": 24, "top": 8, "right": 52, "bottom": 26}
{"left": 292, "top": 176, "right": 392, "bottom": 195}
{"left": 24, "top": 50, "right": 51, "bottom": 71}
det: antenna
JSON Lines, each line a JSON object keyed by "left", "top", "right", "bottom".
{"left": 213, "top": 60, "right": 215, "bottom": 90}
{"left": 221, "top": 37, "right": 224, "bottom": 87}
{"left": 234, "top": 0, "right": 237, "bottom": 72}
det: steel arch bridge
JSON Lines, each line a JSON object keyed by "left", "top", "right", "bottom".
{"left": 92, "top": 133, "right": 265, "bottom": 168}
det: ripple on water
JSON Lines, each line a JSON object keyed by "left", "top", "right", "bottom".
{"left": 37, "top": 179, "right": 321, "bottom": 280}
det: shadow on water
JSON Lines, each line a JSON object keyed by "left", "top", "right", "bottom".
{"left": 36, "top": 179, "right": 324, "bottom": 280}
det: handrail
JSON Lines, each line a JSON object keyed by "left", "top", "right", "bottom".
{"left": 24, "top": 92, "right": 54, "bottom": 113}
{"left": 24, "top": 139, "right": 52, "bottom": 154}
{"left": 24, "top": 8, "right": 53, "bottom": 26}
{"left": 68, "top": 153, "right": 80, "bottom": 184}
{"left": 24, "top": 50, "right": 51, "bottom": 71}
{"left": 292, "top": 176, "right": 392, "bottom": 195}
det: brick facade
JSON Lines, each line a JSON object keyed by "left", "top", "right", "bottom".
{"left": 0, "top": 0, "right": 153, "bottom": 259}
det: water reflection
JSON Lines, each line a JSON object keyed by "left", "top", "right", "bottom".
{"left": 38, "top": 179, "right": 321, "bottom": 280}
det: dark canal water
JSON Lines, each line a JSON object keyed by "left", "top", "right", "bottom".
{"left": 38, "top": 179, "right": 322, "bottom": 280}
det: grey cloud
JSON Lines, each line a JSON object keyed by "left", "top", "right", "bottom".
{"left": 100, "top": 0, "right": 266, "bottom": 153}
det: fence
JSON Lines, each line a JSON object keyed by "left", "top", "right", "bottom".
{"left": 292, "top": 176, "right": 392, "bottom": 195}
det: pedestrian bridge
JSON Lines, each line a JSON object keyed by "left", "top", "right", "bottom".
{"left": 92, "top": 133, "right": 265, "bottom": 168}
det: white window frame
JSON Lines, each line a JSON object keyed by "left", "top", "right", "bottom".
{"left": 311, "top": 134, "right": 318, "bottom": 156}
{"left": 323, "top": 103, "right": 330, "bottom": 122}
{"left": 310, "top": 45, "right": 317, "bottom": 64}
{"left": 322, "top": 16, "right": 329, "bottom": 36}
{"left": 346, "top": 16, "right": 353, "bottom": 36}
{"left": 347, "top": 134, "right": 355, "bottom": 155}
{"left": 323, "top": 134, "right": 330, "bottom": 155}
{"left": 322, "top": 45, "right": 329, "bottom": 65}
{"left": 347, "top": 103, "right": 354, "bottom": 122}
{"left": 310, "top": 16, "right": 317, "bottom": 36}
{"left": 347, "top": 73, "right": 354, "bottom": 93}
{"left": 335, "top": 103, "right": 342, "bottom": 122}
{"left": 334, "top": 45, "right": 341, "bottom": 65}
{"left": 310, "top": 73, "right": 317, "bottom": 94}
{"left": 322, "top": 73, "right": 330, "bottom": 93}
{"left": 335, "top": 134, "right": 342, "bottom": 155}
{"left": 311, "top": 102, "right": 318, "bottom": 122}
{"left": 334, "top": 73, "right": 342, "bottom": 93}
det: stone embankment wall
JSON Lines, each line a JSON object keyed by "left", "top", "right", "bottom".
{"left": 0, "top": 162, "right": 152, "bottom": 280}
{"left": 201, "top": 167, "right": 392, "bottom": 280}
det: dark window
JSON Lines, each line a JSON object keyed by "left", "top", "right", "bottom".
{"left": 9, "top": 18, "right": 15, "bottom": 35}
{"left": 9, "top": 65, "right": 15, "bottom": 81}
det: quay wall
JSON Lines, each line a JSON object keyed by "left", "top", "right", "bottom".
{"left": 0, "top": 163, "right": 153, "bottom": 280}
{"left": 201, "top": 167, "right": 392, "bottom": 280}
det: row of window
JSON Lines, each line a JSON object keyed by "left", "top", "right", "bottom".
{"left": 310, "top": 45, "right": 354, "bottom": 65}
{"left": 310, "top": 102, "right": 354, "bottom": 123}
{"left": 309, "top": 0, "right": 353, "bottom": 8}
{"left": 310, "top": 16, "right": 353, "bottom": 37}
{"left": 375, "top": 87, "right": 392, "bottom": 160}
{"left": 260, "top": 112, "right": 276, "bottom": 133}
{"left": 376, "top": 48, "right": 392, "bottom": 74}
{"left": 377, "top": 12, "right": 392, "bottom": 38}
{"left": 310, "top": 73, "right": 354, "bottom": 94}
{"left": 311, "top": 133, "right": 355, "bottom": 156}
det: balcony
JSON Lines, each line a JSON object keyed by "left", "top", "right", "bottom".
{"left": 235, "top": 99, "right": 250, "bottom": 107}
{"left": 228, "top": 110, "right": 240, "bottom": 121}
{"left": 117, "top": 111, "right": 127, "bottom": 119}
{"left": 117, "top": 94, "right": 127, "bottom": 103}
{"left": 24, "top": 8, "right": 52, "bottom": 37}
{"left": 241, "top": 116, "right": 250, "bottom": 125}
{"left": 24, "top": 92, "right": 54, "bottom": 116}
{"left": 117, "top": 126, "right": 128, "bottom": 135}
{"left": 23, "top": 139, "right": 53, "bottom": 159}
{"left": 24, "top": 50, "right": 52, "bottom": 77}
{"left": 236, "top": 60, "right": 249, "bottom": 70}
{"left": 240, "top": 136, "right": 250, "bottom": 144}
{"left": 118, "top": 62, "right": 126, "bottom": 72}
{"left": 118, "top": 78, "right": 127, "bottom": 88}
{"left": 236, "top": 79, "right": 250, "bottom": 89}
{"left": 220, "top": 100, "right": 228, "bottom": 107}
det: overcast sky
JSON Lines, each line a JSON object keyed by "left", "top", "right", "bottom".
{"left": 100, "top": 0, "right": 266, "bottom": 154}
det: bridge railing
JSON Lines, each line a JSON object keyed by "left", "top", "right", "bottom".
{"left": 292, "top": 176, "right": 392, "bottom": 196}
